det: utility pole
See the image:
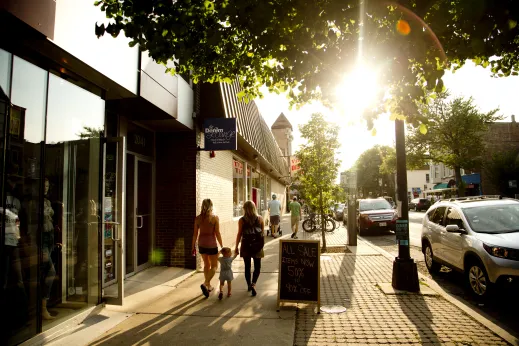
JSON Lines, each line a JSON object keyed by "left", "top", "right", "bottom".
{"left": 392, "top": 119, "right": 419, "bottom": 291}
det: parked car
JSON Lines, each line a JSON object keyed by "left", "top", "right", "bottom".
{"left": 421, "top": 197, "right": 519, "bottom": 298}
{"left": 356, "top": 198, "right": 398, "bottom": 235}
{"left": 333, "top": 203, "right": 345, "bottom": 221}
{"left": 409, "top": 198, "right": 431, "bottom": 211}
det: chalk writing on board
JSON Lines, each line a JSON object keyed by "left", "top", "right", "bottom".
{"left": 279, "top": 240, "right": 319, "bottom": 302}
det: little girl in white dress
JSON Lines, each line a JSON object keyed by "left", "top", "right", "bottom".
{"left": 218, "top": 247, "right": 237, "bottom": 299}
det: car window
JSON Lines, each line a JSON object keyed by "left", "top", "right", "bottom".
{"left": 419, "top": 199, "right": 428, "bottom": 203}
{"left": 429, "top": 206, "right": 447, "bottom": 225}
{"left": 359, "top": 199, "right": 392, "bottom": 211}
{"left": 445, "top": 207, "right": 465, "bottom": 229}
{"left": 463, "top": 204, "right": 519, "bottom": 234}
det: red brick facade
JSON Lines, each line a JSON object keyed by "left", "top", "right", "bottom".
{"left": 155, "top": 131, "right": 198, "bottom": 269}
{"left": 481, "top": 120, "right": 519, "bottom": 195}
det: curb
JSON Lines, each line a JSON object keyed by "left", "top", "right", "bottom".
{"left": 357, "top": 236, "right": 519, "bottom": 346}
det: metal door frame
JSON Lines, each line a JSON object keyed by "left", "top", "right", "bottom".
{"left": 126, "top": 152, "right": 155, "bottom": 276}
{"left": 102, "top": 137, "right": 126, "bottom": 305}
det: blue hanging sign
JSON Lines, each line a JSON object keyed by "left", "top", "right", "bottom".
{"left": 203, "top": 118, "right": 237, "bottom": 151}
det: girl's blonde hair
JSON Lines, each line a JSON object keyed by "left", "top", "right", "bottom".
{"left": 200, "top": 199, "right": 213, "bottom": 219}
{"left": 243, "top": 200, "right": 258, "bottom": 224}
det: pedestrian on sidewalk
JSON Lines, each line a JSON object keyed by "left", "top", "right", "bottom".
{"left": 235, "top": 201, "right": 265, "bottom": 297}
{"left": 288, "top": 196, "right": 302, "bottom": 239}
{"left": 268, "top": 194, "right": 281, "bottom": 238}
{"left": 217, "top": 247, "right": 238, "bottom": 299}
{"left": 192, "top": 199, "right": 223, "bottom": 298}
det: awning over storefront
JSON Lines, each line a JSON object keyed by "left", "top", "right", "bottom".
{"left": 462, "top": 173, "right": 481, "bottom": 185}
{"left": 433, "top": 183, "right": 449, "bottom": 189}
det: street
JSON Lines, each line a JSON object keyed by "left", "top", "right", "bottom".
{"left": 360, "top": 211, "right": 519, "bottom": 340}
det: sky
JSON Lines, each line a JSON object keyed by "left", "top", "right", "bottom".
{"left": 255, "top": 61, "right": 519, "bottom": 173}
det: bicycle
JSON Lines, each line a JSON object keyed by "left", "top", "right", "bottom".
{"left": 302, "top": 212, "right": 336, "bottom": 233}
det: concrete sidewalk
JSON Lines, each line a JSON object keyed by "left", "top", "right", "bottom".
{"left": 51, "top": 216, "right": 514, "bottom": 345}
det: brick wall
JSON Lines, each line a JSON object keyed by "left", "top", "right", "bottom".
{"left": 195, "top": 133, "right": 288, "bottom": 269}
{"left": 481, "top": 121, "right": 519, "bottom": 195}
{"left": 155, "top": 131, "right": 197, "bottom": 269}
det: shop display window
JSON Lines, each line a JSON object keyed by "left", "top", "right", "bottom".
{"left": 233, "top": 159, "right": 245, "bottom": 217}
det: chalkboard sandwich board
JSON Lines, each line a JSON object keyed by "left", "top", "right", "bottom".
{"left": 277, "top": 239, "right": 320, "bottom": 312}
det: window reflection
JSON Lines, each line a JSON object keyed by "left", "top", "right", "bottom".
{"left": 44, "top": 73, "right": 104, "bottom": 327}
{"left": 2, "top": 56, "right": 47, "bottom": 345}
{"left": 0, "top": 48, "right": 11, "bottom": 96}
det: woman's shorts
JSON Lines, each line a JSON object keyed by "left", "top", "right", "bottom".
{"left": 199, "top": 246, "right": 218, "bottom": 255}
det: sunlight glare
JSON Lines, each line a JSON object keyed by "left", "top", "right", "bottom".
{"left": 334, "top": 64, "right": 379, "bottom": 118}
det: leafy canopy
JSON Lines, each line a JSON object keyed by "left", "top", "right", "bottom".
{"left": 95, "top": 0, "right": 519, "bottom": 124}
{"left": 354, "top": 145, "right": 395, "bottom": 197}
{"left": 406, "top": 93, "right": 502, "bottom": 195}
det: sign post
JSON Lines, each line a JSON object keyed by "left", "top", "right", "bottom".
{"left": 277, "top": 239, "right": 320, "bottom": 312}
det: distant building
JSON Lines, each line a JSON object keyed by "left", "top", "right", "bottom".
{"left": 481, "top": 116, "right": 519, "bottom": 195}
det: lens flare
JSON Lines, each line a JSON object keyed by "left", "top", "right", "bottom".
{"left": 396, "top": 19, "right": 411, "bottom": 35}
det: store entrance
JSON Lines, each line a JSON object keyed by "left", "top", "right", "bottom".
{"left": 125, "top": 154, "right": 153, "bottom": 275}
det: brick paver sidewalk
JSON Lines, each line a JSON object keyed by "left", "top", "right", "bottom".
{"left": 294, "top": 246, "right": 509, "bottom": 345}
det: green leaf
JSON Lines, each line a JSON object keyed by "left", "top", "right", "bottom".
{"left": 419, "top": 124, "right": 428, "bottom": 135}
{"left": 162, "top": 29, "right": 168, "bottom": 37}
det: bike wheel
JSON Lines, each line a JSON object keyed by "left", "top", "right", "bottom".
{"left": 302, "top": 219, "right": 317, "bottom": 232}
{"left": 325, "top": 218, "right": 336, "bottom": 232}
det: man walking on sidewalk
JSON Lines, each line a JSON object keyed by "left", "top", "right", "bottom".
{"left": 288, "top": 196, "right": 302, "bottom": 239}
{"left": 268, "top": 194, "right": 281, "bottom": 238}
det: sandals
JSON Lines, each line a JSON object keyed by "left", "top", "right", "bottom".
{"left": 227, "top": 293, "right": 232, "bottom": 297}
{"left": 200, "top": 284, "right": 209, "bottom": 298}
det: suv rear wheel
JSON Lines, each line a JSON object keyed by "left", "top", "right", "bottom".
{"left": 423, "top": 242, "right": 441, "bottom": 274}
{"left": 466, "top": 259, "right": 491, "bottom": 298}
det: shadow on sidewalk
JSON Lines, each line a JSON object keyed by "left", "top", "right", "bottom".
{"left": 90, "top": 293, "right": 258, "bottom": 345}
{"left": 396, "top": 293, "right": 441, "bottom": 344}
{"left": 294, "top": 224, "right": 357, "bottom": 345}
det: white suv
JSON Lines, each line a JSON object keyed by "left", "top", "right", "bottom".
{"left": 421, "top": 197, "right": 519, "bottom": 298}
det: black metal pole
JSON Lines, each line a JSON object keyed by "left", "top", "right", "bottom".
{"left": 392, "top": 119, "right": 419, "bottom": 291}
{"left": 395, "top": 119, "right": 410, "bottom": 260}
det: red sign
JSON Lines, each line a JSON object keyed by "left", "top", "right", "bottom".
{"left": 233, "top": 160, "right": 243, "bottom": 175}
{"left": 290, "top": 156, "right": 301, "bottom": 174}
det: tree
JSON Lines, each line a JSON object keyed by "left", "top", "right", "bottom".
{"left": 95, "top": 0, "right": 519, "bottom": 125}
{"left": 77, "top": 126, "right": 103, "bottom": 139}
{"left": 296, "top": 113, "right": 340, "bottom": 251}
{"left": 332, "top": 184, "right": 347, "bottom": 203}
{"left": 406, "top": 94, "right": 502, "bottom": 196}
{"left": 355, "top": 145, "right": 395, "bottom": 198}
{"left": 483, "top": 149, "right": 519, "bottom": 197}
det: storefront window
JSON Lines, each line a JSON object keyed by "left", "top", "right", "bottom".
{"left": 44, "top": 73, "right": 104, "bottom": 327}
{"left": 0, "top": 48, "right": 11, "bottom": 96}
{"left": 1, "top": 56, "right": 47, "bottom": 345}
{"left": 233, "top": 159, "right": 244, "bottom": 217}
{"left": 251, "top": 168, "right": 261, "bottom": 211}
{"left": 259, "top": 174, "right": 266, "bottom": 212}
{"left": 266, "top": 177, "right": 271, "bottom": 202}
{"left": 246, "top": 166, "right": 251, "bottom": 201}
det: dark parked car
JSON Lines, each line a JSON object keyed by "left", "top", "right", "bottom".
{"left": 409, "top": 198, "right": 431, "bottom": 211}
{"left": 333, "top": 203, "right": 345, "bottom": 221}
{"left": 356, "top": 198, "right": 398, "bottom": 235}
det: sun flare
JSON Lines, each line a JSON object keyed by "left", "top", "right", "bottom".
{"left": 334, "top": 64, "right": 379, "bottom": 118}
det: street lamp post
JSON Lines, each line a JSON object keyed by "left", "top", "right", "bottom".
{"left": 392, "top": 119, "right": 419, "bottom": 291}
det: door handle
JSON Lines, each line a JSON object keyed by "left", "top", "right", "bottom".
{"left": 103, "top": 221, "right": 121, "bottom": 241}
{"left": 136, "top": 215, "right": 143, "bottom": 229}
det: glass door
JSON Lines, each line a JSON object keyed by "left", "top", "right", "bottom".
{"left": 125, "top": 155, "right": 153, "bottom": 275}
{"left": 136, "top": 159, "right": 152, "bottom": 270}
{"left": 102, "top": 137, "right": 126, "bottom": 306}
